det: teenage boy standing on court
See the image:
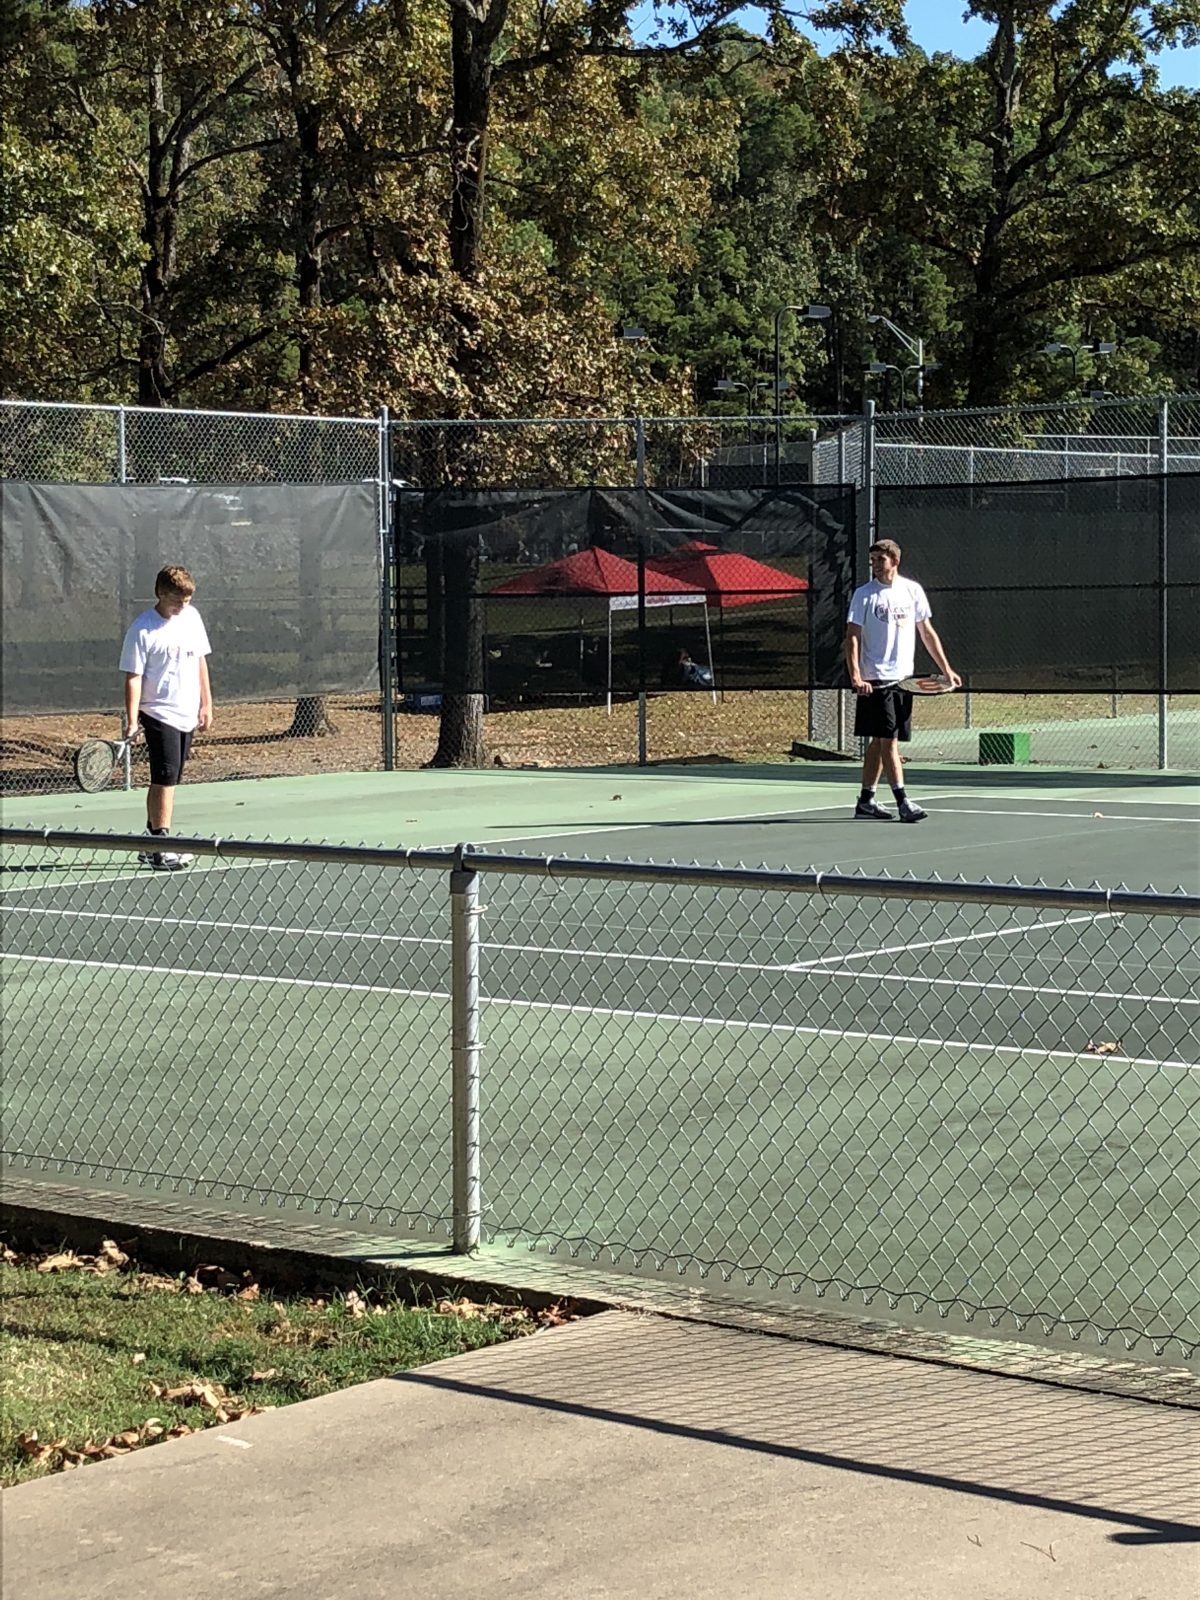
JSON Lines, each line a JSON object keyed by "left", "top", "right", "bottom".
{"left": 844, "top": 539, "right": 959, "bottom": 823}
{"left": 119, "top": 564, "right": 213, "bottom": 869}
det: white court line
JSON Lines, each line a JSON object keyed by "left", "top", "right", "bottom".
{"left": 3, "top": 951, "right": 1197, "bottom": 1074}
{"left": 846, "top": 969, "right": 1197, "bottom": 1009}
{"left": 2, "top": 951, "right": 444, "bottom": 1002}
{"left": 6, "top": 903, "right": 1191, "bottom": 1008}
{"left": 0, "top": 868, "right": 162, "bottom": 896}
{"left": 476, "top": 798, "right": 881, "bottom": 848}
{"left": 926, "top": 806, "right": 1199, "bottom": 826}
{"left": 786, "top": 912, "right": 1115, "bottom": 971}
{"left": 0, "top": 857, "right": 289, "bottom": 897}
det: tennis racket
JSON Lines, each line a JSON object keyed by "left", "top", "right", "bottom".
{"left": 73, "top": 736, "right": 134, "bottom": 793}
{"left": 893, "top": 674, "right": 958, "bottom": 695}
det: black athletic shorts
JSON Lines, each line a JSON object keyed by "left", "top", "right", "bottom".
{"left": 140, "top": 713, "right": 194, "bottom": 786}
{"left": 853, "top": 682, "right": 914, "bottom": 742}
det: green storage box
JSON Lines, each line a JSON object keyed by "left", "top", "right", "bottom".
{"left": 979, "top": 730, "right": 1032, "bottom": 765}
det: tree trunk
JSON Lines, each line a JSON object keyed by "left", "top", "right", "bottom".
{"left": 428, "top": 516, "right": 484, "bottom": 766}
{"left": 286, "top": 49, "right": 326, "bottom": 734}
{"left": 138, "top": 54, "right": 175, "bottom": 406}
{"left": 287, "top": 695, "right": 339, "bottom": 736}
{"left": 296, "top": 95, "right": 323, "bottom": 405}
{"left": 429, "top": 0, "right": 507, "bottom": 767}
{"left": 965, "top": 10, "right": 1020, "bottom": 406}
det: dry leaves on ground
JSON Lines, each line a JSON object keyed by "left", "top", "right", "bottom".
{"left": 17, "top": 1415, "right": 206, "bottom": 1472}
{"left": 33, "top": 1240, "right": 130, "bottom": 1275}
{"left": 146, "top": 1378, "right": 267, "bottom": 1427}
{"left": 1085, "top": 1040, "right": 1122, "bottom": 1056}
{"left": 435, "top": 1297, "right": 576, "bottom": 1329}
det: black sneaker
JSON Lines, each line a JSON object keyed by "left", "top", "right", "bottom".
{"left": 899, "top": 801, "right": 928, "bottom": 824}
{"left": 854, "top": 799, "right": 893, "bottom": 821}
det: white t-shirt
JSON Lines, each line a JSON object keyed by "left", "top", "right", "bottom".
{"left": 119, "top": 606, "right": 212, "bottom": 732}
{"left": 846, "top": 576, "right": 931, "bottom": 681}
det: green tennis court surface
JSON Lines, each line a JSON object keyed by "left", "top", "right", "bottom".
{"left": 3, "top": 765, "right": 1198, "bottom": 1360}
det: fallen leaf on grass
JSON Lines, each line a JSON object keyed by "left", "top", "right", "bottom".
{"left": 247, "top": 1369, "right": 278, "bottom": 1383}
{"left": 434, "top": 1296, "right": 574, "bottom": 1329}
{"left": 344, "top": 1290, "right": 369, "bottom": 1319}
{"left": 236, "top": 1282, "right": 261, "bottom": 1301}
{"left": 1085, "top": 1040, "right": 1122, "bottom": 1056}
{"left": 18, "top": 1418, "right": 174, "bottom": 1474}
{"left": 17, "top": 1430, "right": 67, "bottom": 1462}
{"left": 150, "top": 1379, "right": 227, "bottom": 1411}
{"left": 131, "top": 1352, "right": 146, "bottom": 1365}
{"left": 37, "top": 1251, "right": 86, "bottom": 1274}
{"left": 133, "top": 1272, "right": 181, "bottom": 1293}
{"left": 436, "top": 1297, "right": 485, "bottom": 1320}
{"left": 36, "top": 1240, "right": 131, "bottom": 1276}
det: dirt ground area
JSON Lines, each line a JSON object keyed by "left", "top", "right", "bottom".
{"left": 1, "top": 690, "right": 1191, "bottom": 797}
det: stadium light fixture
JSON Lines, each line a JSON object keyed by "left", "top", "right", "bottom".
{"left": 1038, "top": 338, "right": 1116, "bottom": 380}
{"left": 867, "top": 314, "right": 929, "bottom": 406}
{"left": 771, "top": 302, "right": 832, "bottom": 483}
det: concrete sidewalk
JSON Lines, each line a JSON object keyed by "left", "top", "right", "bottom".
{"left": 4, "top": 1313, "right": 1197, "bottom": 1600}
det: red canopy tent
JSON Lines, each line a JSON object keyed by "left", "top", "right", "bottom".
{"left": 645, "top": 548, "right": 809, "bottom": 607}
{"left": 489, "top": 547, "right": 714, "bottom": 711}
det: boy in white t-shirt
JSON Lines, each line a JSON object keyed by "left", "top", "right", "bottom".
{"left": 119, "top": 564, "right": 213, "bottom": 870}
{"left": 844, "top": 539, "right": 959, "bottom": 823}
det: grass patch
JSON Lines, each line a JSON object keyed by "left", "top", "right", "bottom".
{"left": 1, "top": 1240, "right": 566, "bottom": 1488}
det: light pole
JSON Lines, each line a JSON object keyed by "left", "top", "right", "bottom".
{"left": 867, "top": 314, "right": 930, "bottom": 408}
{"left": 714, "top": 378, "right": 768, "bottom": 446}
{"left": 863, "top": 360, "right": 902, "bottom": 411}
{"left": 864, "top": 358, "right": 942, "bottom": 411}
{"left": 772, "top": 302, "right": 830, "bottom": 482}
{"left": 1038, "top": 339, "right": 1116, "bottom": 383}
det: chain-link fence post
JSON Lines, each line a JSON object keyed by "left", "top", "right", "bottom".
{"left": 450, "top": 852, "right": 483, "bottom": 1252}
{"left": 117, "top": 406, "right": 133, "bottom": 790}
{"left": 1158, "top": 397, "right": 1170, "bottom": 770}
{"left": 636, "top": 415, "right": 649, "bottom": 766}
{"left": 379, "top": 406, "right": 395, "bottom": 771}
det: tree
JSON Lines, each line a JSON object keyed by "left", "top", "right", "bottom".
{"left": 0, "top": 1, "right": 142, "bottom": 399}
{"left": 426, "top": 0, "right": 906, "bottom": 766}
{"left": 844, "top": 2, "right": 1200, "bottom": 402}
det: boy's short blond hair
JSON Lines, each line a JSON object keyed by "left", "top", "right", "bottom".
{"left": 155, "top": 564, "right": 196, "bottom": 598}
{"left": 869, "top": 539, "right": 902, "bottom": 563}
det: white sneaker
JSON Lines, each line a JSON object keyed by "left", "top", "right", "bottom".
{"left": 151, "top": 850, "right": 193, "bottom": 870}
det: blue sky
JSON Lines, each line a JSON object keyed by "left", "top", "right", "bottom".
{"left": 629, "top": 2, "right": 1199, "bottom": 90}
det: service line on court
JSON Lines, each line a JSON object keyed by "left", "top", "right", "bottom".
{"left": 4, "top": 951, "right": 1197, "bottom": 1074}
{"left": 924, "top": 804, "right": 1200, "bottom": 827}
{"left": 784, "top": 911, "right": 1115, "bottom": 971}
{"left": 0, "top": 856, "right": 292, "bottom": 896}
{"left": 5, "top": 902, "right": 1190, "bottom": 1008}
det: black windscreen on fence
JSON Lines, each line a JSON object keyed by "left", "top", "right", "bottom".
{"left": 394, "top": 485, "right": 856, "bottom": 697}
{"left": 876, "top": 472, "right": 1199, "bottom": 694}
{"left": 0, "top": 482, "right": 381, "bottom": 716}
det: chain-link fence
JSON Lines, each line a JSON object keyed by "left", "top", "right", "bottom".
{"left": 389, "top": 398, "right": 1199, "bottom": 772}
{"left": 0, "top": 399, "right": 392, "bottom": 797}
{"left": 3, "top": 826, "right": 1197, "bottom": 1362}
{"left": 5, "top": 395, "right": 1198, "bottom": 790}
